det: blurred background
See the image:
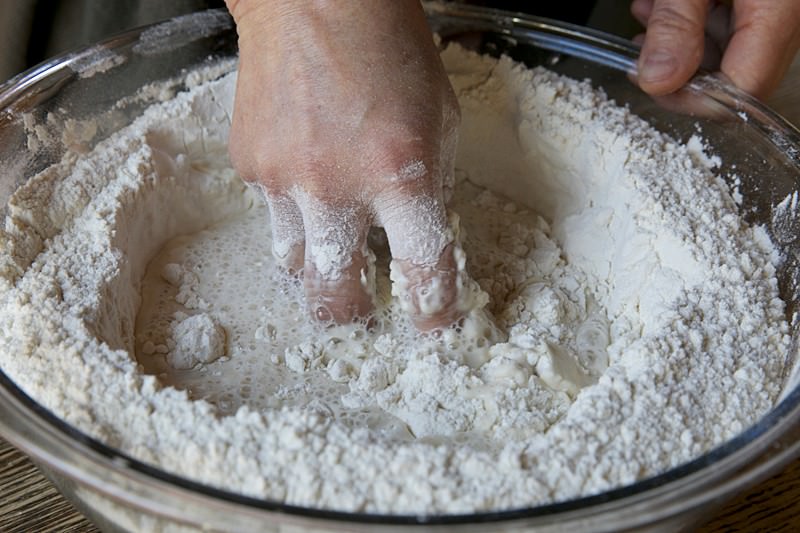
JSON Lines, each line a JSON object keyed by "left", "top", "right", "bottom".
{"left": 2, "top": 0, "right": 794, "bottom": 124}
{"left": 0, "top": 0, "right": 226, "bottom": 82}
{"left": 0, "top": 0, "right": 642, "bottom": 83}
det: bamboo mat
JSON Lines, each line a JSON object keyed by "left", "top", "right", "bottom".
{"left": 0, "top": 438, "right": 99, "bottom": 533}
{"left": 2, "top": 436, "right": 800, "bottom": 531}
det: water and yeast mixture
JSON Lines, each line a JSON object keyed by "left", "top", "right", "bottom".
{"left": 0, "top": 45, "right": 790, "bottom": 513}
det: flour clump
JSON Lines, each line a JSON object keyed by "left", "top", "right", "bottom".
{"left": 166, "top": 313, "right": 226, "bottom": 370}
{"left": 0, "top": 44, "right": 791, "bottom": 514}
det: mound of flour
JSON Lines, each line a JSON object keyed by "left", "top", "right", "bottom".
{"left": 0, "top": 44, "right": 790, "bottom": 514}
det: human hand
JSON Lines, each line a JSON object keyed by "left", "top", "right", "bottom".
{"left": 225, "top": 0, "right": 463, "bottom": 330}
{"left": 631, "top": 0, "right": 800, "bottom": 99}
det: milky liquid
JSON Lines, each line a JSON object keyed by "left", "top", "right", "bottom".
{"left": 134, "top": 172, "right": 582, "bottom": 448}
{"left": 135, "top": 199, "right": 390, "bottom": 431}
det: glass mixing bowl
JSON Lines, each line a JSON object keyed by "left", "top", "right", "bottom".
{"left": 1, "top": 4, "right": 800, "bottom": 532}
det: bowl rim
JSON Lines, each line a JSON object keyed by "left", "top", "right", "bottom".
{"left": 2, "top": 3, "right": 800, "bottom": 528}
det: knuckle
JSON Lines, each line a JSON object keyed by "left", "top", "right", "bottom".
{"left": 227, "top": 131, "right": 275, "bottom": 183}
{"left": 290, "top": 157, "right": 351, "bottom": 200}
{"left": 367, "top": 133, "right": 442, "bottom": 183}
{"left": 377, "top": 171, "right": 443, "bottom": 219}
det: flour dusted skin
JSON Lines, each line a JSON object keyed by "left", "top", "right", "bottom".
{"left": 0, "top": 45, "right": 791, "bottom": 514}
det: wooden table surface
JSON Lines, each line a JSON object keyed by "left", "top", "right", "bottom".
{"left": 2, "top": 43, "right": 799, "bottom": 533}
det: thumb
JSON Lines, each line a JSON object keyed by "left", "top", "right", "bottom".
{"left": 637, "top": 0, "right": 709, "bottom": 95}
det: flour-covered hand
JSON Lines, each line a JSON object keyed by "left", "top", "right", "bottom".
{"left": 225, "top": 0, "right": 462, "bottom": 330}
{"left": 632, "top": 0, "right": 800, "bottom": 99}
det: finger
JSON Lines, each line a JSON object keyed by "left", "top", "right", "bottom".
{"left": 391, "top": 242, "right": 464, "bottom": 331}
{"left": 293, "top": 188, "right": 374, "bottom": 324}
{"left": 636, "top": 0, "right": 709, "bottom": 95}
{"left": 376, "top": 187, "right": 462, "bottom": 330}
{"left": 631, "top": 0, "right": 655, "bottom": 25}
{"left": 304, "top": 249, "right": 374, "bottom": 324}
{"left": 721, "top": 0, "right": 800, "bottom": 99}
{"left": 265, "top": 192, "right": 305, "bottom": 273}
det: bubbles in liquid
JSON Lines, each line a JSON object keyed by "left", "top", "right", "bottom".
{"left": 135, "top": 200, "right": 387, "bottom": 430}
{"left": 132, "top": 175, "right": 585, "bottom": 451}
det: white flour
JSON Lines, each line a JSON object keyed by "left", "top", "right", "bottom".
{"left": 0, "top": 44, "right": 791, "bottom": 514}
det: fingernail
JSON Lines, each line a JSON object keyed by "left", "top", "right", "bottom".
{"left": 640, "top": 50, "right": 678, "bottom": 83}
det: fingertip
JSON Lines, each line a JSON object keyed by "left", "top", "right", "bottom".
{"left": 304, "top": 251, "right": 375, "bottom": 325}
{"left": 630, "top": 0, "right": 654, "bottom": 26}
{"left": 637, "top": 49, "right": 683, "bottom": 95}
{"left": 392, "top": 243, "right": 463, "bottom": 332}
{"left": 636, "top": 0, "right": 707, "bottom": 96}
{"left": 414, "top": 311, "right": 462, "bottom": 332}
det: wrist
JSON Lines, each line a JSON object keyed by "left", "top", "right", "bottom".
{"left": 226, "top": 1, "right": 338, "bottom": 50}
{"left": 227, "top": 0, "right": 425, "bottom": 40}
